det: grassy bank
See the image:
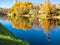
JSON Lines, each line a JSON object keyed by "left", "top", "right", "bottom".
{"left": 0, "top": 23, "right": 29, "bottom": 45}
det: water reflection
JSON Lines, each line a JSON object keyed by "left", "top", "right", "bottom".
{"left": 8, "top": 15, "right": 60, "bottom": 40}
{"left": 0, "top": 15, "right": 60, "bottom": 41}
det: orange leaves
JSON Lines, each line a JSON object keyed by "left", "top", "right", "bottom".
{"left": 10, "top": 19, "right": 31, "bottom": 30}
{"left": 23, "top": 26, "right": 29, "bottom": 30}
{"left": 42, "top": 2, "right": 51, "bottom": 14}
{"left": 12, "top": 1, "right": 32, "bottom": 11}
{"left": 39, "top": 19, "right": 50, "bottom": 34}
{"left": 12, "top": 1, "right": 33, "bottom": 15}
{"left": 12, "top": 2, "right": 21, "bottom": 11}
{"left": 11, "top": 19, "right": 23, "bottom": 28}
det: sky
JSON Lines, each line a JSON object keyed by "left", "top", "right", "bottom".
{"left": 0, "top": 0, "right": 60, "bottom": 8}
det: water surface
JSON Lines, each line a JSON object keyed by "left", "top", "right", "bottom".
{"left": 0, "top": 18, "right": 60, "bottom": 45}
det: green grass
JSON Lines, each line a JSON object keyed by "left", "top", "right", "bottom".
{"left": 0, "top": 23, "right": 29, "bottom": 45}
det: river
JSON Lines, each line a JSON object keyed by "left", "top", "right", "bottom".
{"left": 0, "top": 17, "right": 60, "bottom": 45}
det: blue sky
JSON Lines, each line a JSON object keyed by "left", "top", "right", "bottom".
{"left": 0, "top": 0, "right": 60, "bottom": 8}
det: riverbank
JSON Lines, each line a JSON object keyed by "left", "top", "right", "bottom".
{"left": 0, "top": 23, "right": 29, "bottom": 45}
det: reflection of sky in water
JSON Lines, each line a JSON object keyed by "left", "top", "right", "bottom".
{"left": 0, "top": 19, "right": 60, "bottom": 45}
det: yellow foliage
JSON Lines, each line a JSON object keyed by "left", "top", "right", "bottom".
{"left": 10, "top": 19, "right": 30, "bottom": 30}
{"left": 12, "top": 1, "right": 32, "bottom": 11}
{"left": 39, "top": 19, "right": 50, "bottom": 34}
{"left": 23, "top": 25, "right": 29, "bottom": 30}
{"left": 42, "top": 2, "right": 51, "bottom": 14}
{"left": 12, "top": 2, "right": 21, "bottom": 10}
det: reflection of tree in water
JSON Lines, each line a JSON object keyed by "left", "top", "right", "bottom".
{"left": 9, "top": 16, "right": 33, "bottom": 30}
{"left": 8, "top": 15, "right": 59, "bottom": 41}
{"left": 50, "top": 19, "right": 57, "bottom": 29}
{"left": 7, "top": 0, "right": 60, "bottom": 41}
